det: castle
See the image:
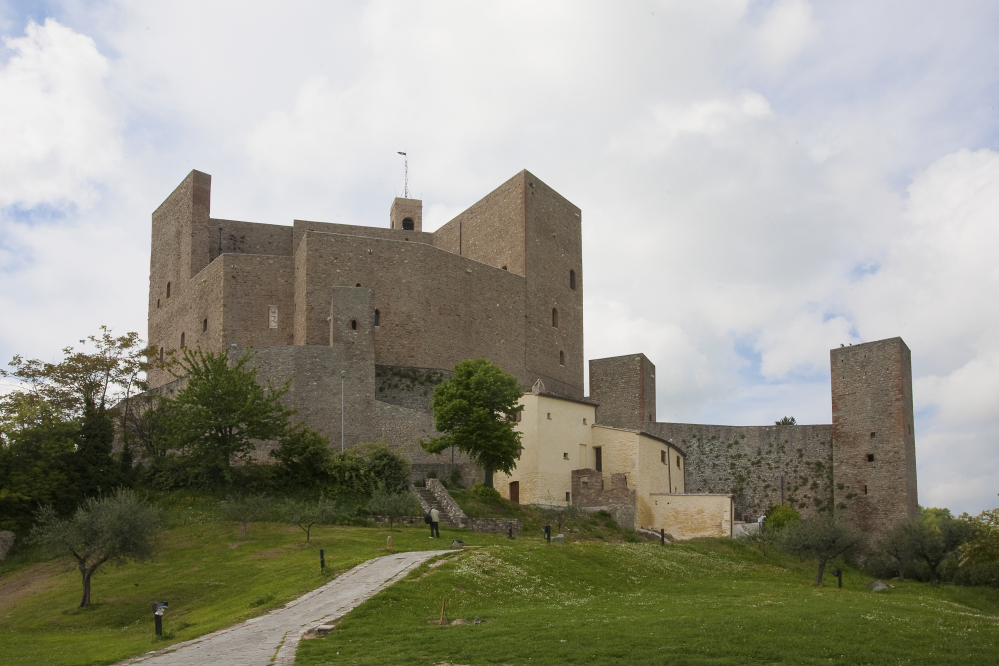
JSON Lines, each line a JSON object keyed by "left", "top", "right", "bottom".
{"left": 147, "top": 169, "right": 918, "bottom": 536}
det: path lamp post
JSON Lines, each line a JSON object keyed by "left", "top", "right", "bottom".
{"left": 152, "top": 601, "right": 168, "bottom": 636}
{"left": 340, "top": 370, "right": 346, "bottom": 453}
{"left": 830, "top": 568, "right": 843, "bottom": 588}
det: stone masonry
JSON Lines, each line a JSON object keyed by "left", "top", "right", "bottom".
{"left": 571, "top": 469, "right": 637, "bottom": 529}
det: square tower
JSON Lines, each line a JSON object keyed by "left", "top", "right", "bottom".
{"left": 390, "top": 197, "right": 422, "bottom": 231}
{"left": 589, "top": 353, "right": 656, "bottom": 428}
{"left": 831, "top": 337, "right": 918, "bottom": 535}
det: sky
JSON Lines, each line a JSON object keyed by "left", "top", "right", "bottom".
{"left": 0, "top": 0, "right": 997, "bottom": 514}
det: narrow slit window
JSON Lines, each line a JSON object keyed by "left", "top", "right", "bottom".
{"left": 661, "top": 450, "right": 666, "bottom": 464}
{"left": 180, "top": 332, "right": 185, "bottom": 348}
{"left": 166, "top": 282, "right": 171, "bottom": 298}
{"left": 594, "top": 447, "right": 602, "bottom": 472}
{"left": 159, "top": 347, "right": 164, "bottom": 363}
{"left": 552, "top": 308, "right": 559, "bottom": 328}
{"left": 677, "top": 456, "right": 681, "bottom": 468}
{"left": 559, "top": 350, "right": 565, "bottom": 366}
{"left": 157, "top": 299, "right": 161, "bottom": 309}
{"left": 569, "top": 269, "right": 576, "bottom": 290}
{"left": 566, "top": 491, "right": 571, "bottom": 502}
{"left": 374, "top": 309, "right": 380, "bottom": 326}
{"left": 864, "top": 485, "right": 868, "bottom": 495}
{"left": 203, "top": 318, "right": 207, "bottom": 333}
{"left": 351, "top": 319, "right": 357, "bottom": 331}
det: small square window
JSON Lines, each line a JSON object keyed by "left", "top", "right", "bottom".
{"left": 566, "top": 491, "right": 571, "bottom": 502}
{"left": 867, "top": 453, "right": 875, "bottom": 462}
{"left": 870, "top": 431, "right": 876, "bottom": 438}
{"left": 547, "top": 413, "right": 551, "bottom": 420}
{"left": 582, "top": 418, "right": 587, "bottom": 425}
{"left": 563, "top": 452, "right": 569, "bottom": 460}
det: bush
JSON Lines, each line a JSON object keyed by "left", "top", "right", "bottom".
{"left": 471, "top": 482, "right": 502, "bottom": 503}
{"left": 764, "top": 505, "right": 801, "bottom": 532}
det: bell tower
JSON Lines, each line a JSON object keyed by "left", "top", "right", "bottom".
{"left": 390, "top": 197, "right": 422, "bottom": 231}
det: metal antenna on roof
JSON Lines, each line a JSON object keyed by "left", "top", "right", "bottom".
{"left": 397, "top": 151, "right": 408, "bottom": 198}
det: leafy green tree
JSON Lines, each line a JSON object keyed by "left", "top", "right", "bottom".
{"left": 775, "top": 416, "right": 796, "bottom": 426}
{"left": 0, "top": 416, "right": 80, "bottom": 533}
{"left": 281, "top": 496, "right": 338, "bottom": 541}
{"left": 270, "top": 428, "right": 334, "bottom": 487}
{"left": 901, "top": 511, "right": 976, "bottom": 585}
{"left": 30, "top": 488, "right": 162, "bottom": 607}
{"left": 784, "top": 514, "right": 865, "bottom": 585}
{"left": 361, "top": 443, "right": 411, "bottom": 493}
{"left": 878, "top": 520, "right": 918, "bottom": 580}
{"left": 366, "top": 487, "right": 420, "bottom": 531}
{"left": 158, "top": 349, "right": 295, "bottom": 484}
{"left": 421, "top": 359, "right": 523, "bottom": 488}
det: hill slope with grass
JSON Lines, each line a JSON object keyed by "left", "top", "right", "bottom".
{"left": 298, "top": 536, "right": 999, "bottom": 666}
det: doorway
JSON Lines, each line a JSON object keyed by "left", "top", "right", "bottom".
{"left": 509, "top": 481, "right": 520, "bottom": 504}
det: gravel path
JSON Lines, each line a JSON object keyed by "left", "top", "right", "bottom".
{"left": 117, "top": 549, "right": 451, "bottom": 666}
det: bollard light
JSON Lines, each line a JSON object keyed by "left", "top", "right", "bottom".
{"left": 320, "top": 549, "right": 326, "bottom": 571}
{"left": 152, "top": 601, "right": 168, "bottom": 636}
{"left": 830, "top": 568, "right": 843, "bottom": 588}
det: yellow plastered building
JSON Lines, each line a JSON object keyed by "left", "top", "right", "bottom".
{"left": 494, "top": 390, "right": 734, "bottom": 539}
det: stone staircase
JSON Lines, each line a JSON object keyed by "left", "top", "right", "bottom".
{"left": 411, "top": 484, "right": 463, "bottom": 527}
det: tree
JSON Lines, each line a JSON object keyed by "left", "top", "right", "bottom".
{"left": 775, "top": 416, "right": 796, "bottom": 426}
{"left": 158, "top": 349, "right": 295, "bottom": 484}
{"left": 763, "top": 505, "right": 801, "bottom": 532}
{"left": 219, "top": 495, "right": 272, "bottom": 535}
{"left": 901, "top": 511, "right": 976, "bottom": 585}
{"left": 281, "top": 496, "right": 338, "bottom": 541}
{"left": 29, "top": 488, "right": 162, "bottom": 607}
{"left": 270, "top": 428, "right": 334, "bottom": 488}
{"left": 878, "top": 520, "right": 917, "bottom": 580}
{"left": 366, "top": 487, "right": 420, "bottom": 531}
{"left": 421, "top": 359, "right": 523, "bottom": 488}
{"left": 784, "top": 514, "right": 865, "bottom": 585}
{"left": 361, "top": 443, "right": 412, "bottom": 493}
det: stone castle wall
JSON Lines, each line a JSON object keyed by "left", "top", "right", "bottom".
{"left": 642, "top": 423, "right": 833, "bottom": 521}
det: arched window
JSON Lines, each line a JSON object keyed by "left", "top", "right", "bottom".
{"left": 166, "top": 282, "right": 171, "bottom": 298}
{"left": 559, "top": 350, "right": 565, "bottom": 366}
{"left": 552, "top": 308, "right": 558, "bottom": 328}
{"left": 355, "top": 283, "right": 361, "bottom": 287}
{"left": 569, "top": 269, "right": 576, "bottom": 290}
{"left": 374, "top": 309, "right": 380, "bottom": 326}
{"left": 351, "top": 319, "right": 357, "bottom": 331}
{"left": 203, "top": 318, "right": 208, "bottom": 333}
{"left": 180, "top": 332, "right": 185, "bottom": 348}
{"left": 402, "top": 218, "right": 414, "bottom": 231}
{"left": 502, "top": 265, "right": 508, "bottom": 270}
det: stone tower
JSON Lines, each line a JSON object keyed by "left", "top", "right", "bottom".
{"left": 831, "top": 337, "right": 918, "bottom": 535}
{"left": 589, "top": 353, "right": 656, "bottom": 428}
{"left": 390, "top": 197, "right": 422, "bottom": 231}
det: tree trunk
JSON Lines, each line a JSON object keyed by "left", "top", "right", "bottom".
{"left": 80, "top": 567, "right": 94, "bottom": 607}
{"left": 929, "top": 566, "right": 939, "bottom": 585}
{"left": 899, "top": 561, "right": 905, "bottom": 580}
{"left": 815, "top": 557, "right": 827, "bottom": 586}
{"left": 484, "top": 465, "right": 494, "bottom": 488}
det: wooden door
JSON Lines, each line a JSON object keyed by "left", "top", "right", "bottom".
{"left": 509, "top": 481, "right": 519, "bottom": 504}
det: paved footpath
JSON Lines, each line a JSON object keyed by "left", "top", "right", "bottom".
{"left": 118, "top": 549, "right": 452, "bottom": 666}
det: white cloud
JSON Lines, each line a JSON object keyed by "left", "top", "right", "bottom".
{"left": 0, "top": 19, "right": 122, "bottom": 210}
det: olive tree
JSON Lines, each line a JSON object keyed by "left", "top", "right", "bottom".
{"left": 366, "top": 487, "right": 421, "bottom": 531}
{"left": 281, "top": 496, "right": 338, "bottom": 541}
{"left": 784, "top": 513, "right": 865, "bottom": 585}
{"left": 30, "top": 488, "right": 162, "bottom": 607}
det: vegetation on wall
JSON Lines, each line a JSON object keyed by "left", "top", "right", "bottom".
{"left": 682, "top": 431, "right": 835, "bottom": 517}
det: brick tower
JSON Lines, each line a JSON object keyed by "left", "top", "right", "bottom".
{"left": 831, "top": 337, "right": 918, "bottom": 535}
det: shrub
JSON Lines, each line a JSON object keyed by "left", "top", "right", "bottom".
{"left": 764, "top": 505, "right": 801, "bottom": 532}
{"left": 471, "top": 482, "right": 502, "bottom": 503}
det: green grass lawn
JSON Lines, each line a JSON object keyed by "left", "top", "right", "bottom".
{"left": 297, "top": 536, "right": 999, "bottom": 666}
{"left": 0, "top": 520, "right": 508, "bottom": 666}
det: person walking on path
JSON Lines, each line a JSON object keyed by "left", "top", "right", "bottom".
{"left": 429, "top": 507, "right": 440, "bottom": 538}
